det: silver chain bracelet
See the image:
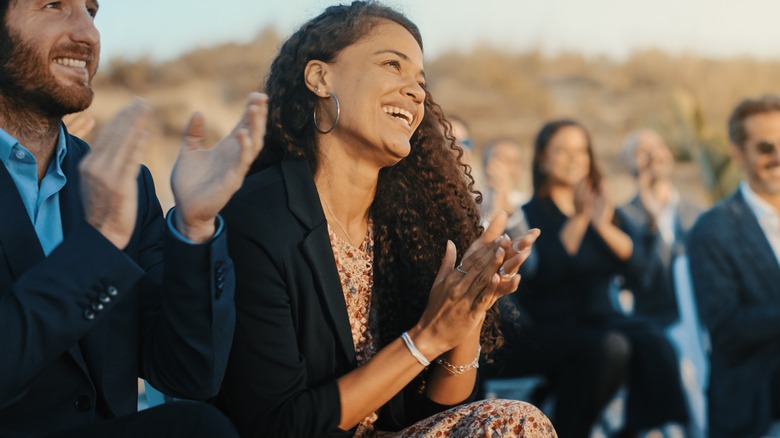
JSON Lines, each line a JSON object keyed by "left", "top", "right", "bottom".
{"left": 435, "top": 345, "right": 481, "bottom": 376}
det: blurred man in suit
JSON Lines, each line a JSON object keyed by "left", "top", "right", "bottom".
{"left": 619, "top": 129, "right": 702, "bottom": 327}
{"left": 689, "top": 95, "right": 780, "bottom": 438}
{"left": 0, "top": 0, "right": 266, "bottom": 436}
{"left": 479, "top": 138, "right": 530, "bottom": 238}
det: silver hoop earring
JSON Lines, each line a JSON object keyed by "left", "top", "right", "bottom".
{"left": 313, "top": 92, "right": 340, "bottom": 134}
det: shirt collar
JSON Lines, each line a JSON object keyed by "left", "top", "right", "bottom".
{"left": 0, "top": 124, "right": 68, "bottom": 169}
{"left": 741, "top": 181, "right": 779, "bottom": 222}
{"left": 53, "top": 124, "right": 68, "bottom": 170}
{"left": 0, "top": 126, "right": 18, "bottom": 164}
{"left": 657, "top": 187, "right": 680, "bottom": 212}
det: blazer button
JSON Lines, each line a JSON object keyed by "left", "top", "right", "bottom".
{"left": 91, "top": 302, "right": 104, "bottom": 312}
{"left": 98, "top": 293, "right": 111, "bottom": 304}
{"left": 74, "top": 395, "right": 91, "bottom": 412}
{"left": 83, "top": 308, "right": 96, "bottom": 320}
{"left": 106, "top": 286, "right": 118, "bottom": 297}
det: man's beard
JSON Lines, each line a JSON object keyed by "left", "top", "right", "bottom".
{"left": 0, "top": 25, "right": 98, "bottom": 118}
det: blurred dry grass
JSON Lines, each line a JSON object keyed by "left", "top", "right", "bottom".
{"left": 84, "top": 26, "right": 780, "bottom": 210}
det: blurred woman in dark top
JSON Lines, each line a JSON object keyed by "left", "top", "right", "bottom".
{"left": 484, "top": 119, "right": 688, "bottom": 438}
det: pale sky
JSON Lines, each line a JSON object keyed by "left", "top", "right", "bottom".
{"left": 97, "top": 0, "right": 780, "bottom": 62}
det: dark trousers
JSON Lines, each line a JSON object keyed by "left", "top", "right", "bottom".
{"left": 45, "top": 402, "right": 238, "bottom": 438}
{"left": 483, "top": 323, "right": 626, "bottom": 438}
{"left": 483, "top": 316, "right": 688, "bottom": 438}
{"left": 613, "top": 318, "right": 689, "bottom": 431}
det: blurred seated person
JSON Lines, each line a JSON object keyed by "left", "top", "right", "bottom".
{"left": 618, "top": 129, "right": 702, "bottom": 327}
{"left": 483, "top": 119, "right": 689, "bottom": 438}
{"left": 688, "top": 95, "right": 780, "bottom": 438}
{"left": 479, "top": 138, "right": 530, "bottom": 240}
{"left": 448, "top": 115, "right": 482, "bottom": 186}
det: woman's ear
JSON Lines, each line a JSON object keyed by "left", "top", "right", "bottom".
{"left": 304, "top": 60, "right": 331, "bottom": 97}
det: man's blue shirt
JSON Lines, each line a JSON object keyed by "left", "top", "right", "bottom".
{"left": 0, "top": 126, "right": 223, "bottom": 253}
{"left": 0, "top": 126, "right": 67, "bottom": 256}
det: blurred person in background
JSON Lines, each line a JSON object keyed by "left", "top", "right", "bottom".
{"left": 688, "top": 95, "right": 780, "bottom": 438}
{"left": 484, "top": 119, "right": 688, "bottom": 438}
{"left": 448, "top": 114, "right": 481, "bottom": 186}
{"left": 618, "top": 129, "right": 702, "bottom": 327}
{"left": 215, "top": 2, "right": 554, "bottom": 437}
{"left": 479, "top": 138, "right": 530, "bottom": 240}
{"left": 0, "top": 0, "right": 267, "bottom": 436}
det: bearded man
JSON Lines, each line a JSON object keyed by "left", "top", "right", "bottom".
{"left": 0, "top": 1, "right": 267, "bottom": 436}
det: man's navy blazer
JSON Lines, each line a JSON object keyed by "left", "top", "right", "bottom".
{"left": 689, "top": 189, "right": 780, "bottom": 438}
{"left": 0, "top": 130, "right": 236, "bottom": 436}
{"left": 620, "top": 194, "right": 701, "bottom": 326}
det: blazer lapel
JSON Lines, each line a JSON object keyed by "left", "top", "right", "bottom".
{"left": 282, "top": 159, "right": 356, "bottom": 365}
{"left": 58, "top": 134, "right": 86, "bottom": 235}
{"left": 629, "top": 195, "right": 673, "bottom": 264}
{"left": 727, "top": 192, "right": 780, "bottom": 285}
{"left": 0, "top": 165, "right": 45, "bottom": 278}
{"left": 0, "top": 134, "right": 90, "bottom": 376}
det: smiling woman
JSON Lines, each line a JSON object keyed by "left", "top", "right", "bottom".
{"left": 215, "top": 1, "right": 556, "bottom": 437}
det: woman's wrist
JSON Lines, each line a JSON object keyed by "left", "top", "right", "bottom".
{"left": 401, "top": 332, "right": 431, "bottom": 366}
{"left": 405, "top": 326, "right": 446, "bottom": 364}
{"left": 591, "top": 214, "right": 615, "bottom": 231}
{"left": 440, "top": 317, "right": 482, "bottom": 356}
{"left": 568, "top": 213, "right": 590, "bottom": 227}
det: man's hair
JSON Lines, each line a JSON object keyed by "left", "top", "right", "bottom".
{"left": 481, "top": 137, "right": 518, "bottom": 168}
{"left": 447, "top": 114, "right": 469, "bottom": 131}
{"left": 0, "top": 0, "right": 14, "bottom": 85}
{"left": 620, "top": 129, "right": 661, "bottom": 176}
{"left": 728, "top": 95, "right": 780, "bottom": 147}
{"left": 0, "top": 0, "right": 10, "bottom": 27}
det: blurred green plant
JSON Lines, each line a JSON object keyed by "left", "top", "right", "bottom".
{"left": 671, "top": 89, "right": 740, "bottom": 200}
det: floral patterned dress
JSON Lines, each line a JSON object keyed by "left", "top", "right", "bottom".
{"left": 327, "top": 224, "right": 557, "bottom": 438}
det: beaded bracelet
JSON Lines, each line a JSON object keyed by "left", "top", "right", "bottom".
{"left": 435, "top": 345, "right": 481, "bottom": 376}
{"left": 401, "top": 331, "right": 431, "bottom": 367}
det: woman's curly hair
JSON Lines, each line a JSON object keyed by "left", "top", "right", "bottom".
{"left": 255, "top": 1, "right": 503, "bottom": 354}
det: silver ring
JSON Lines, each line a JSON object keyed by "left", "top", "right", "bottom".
{"left": 499, "top": 266, "right": 517, "bottom": 280}
{"left": 455, "top": 264, "right": 468, "bottom": 275}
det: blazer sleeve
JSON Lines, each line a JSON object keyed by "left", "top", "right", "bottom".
{"left": 0, "top": 224, "right": 146, "bottom": 408}
{"left": 218, "top": 219, "right": 345, "bottom": 438}
{"left": 133, "top": 167, "right": 236, "bottom": 400}
{"left": 0, "top": 166, "right": 235, "bottom": 407}
{"left": 688, "top": 218, "right": 780, "bottom": 354}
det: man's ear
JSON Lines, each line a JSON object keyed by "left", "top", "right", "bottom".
{"left": 730, "top": 142, "right": 747, "bottom": 171}
{"left": 304, "top": 60, "right": 331, "bottom": 97}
